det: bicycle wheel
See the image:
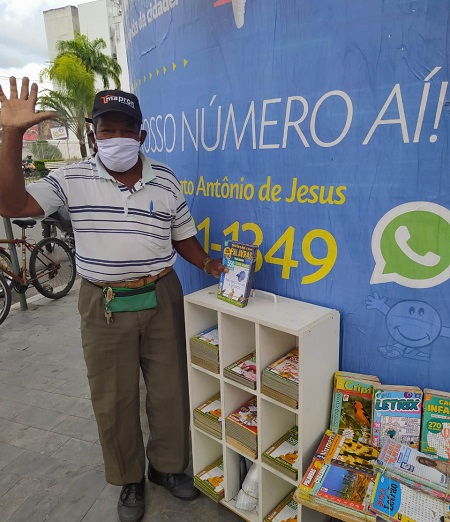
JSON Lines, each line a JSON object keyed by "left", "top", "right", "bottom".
{"left": 0, "top": 273, "right": 12, "bottom": 325}
{"left": 30, "top": 237, "right": 76, "bottom": 299}
{"left": 0, "top": 250, "right": 14, "bottom": 289}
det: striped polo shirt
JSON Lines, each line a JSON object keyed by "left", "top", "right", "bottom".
{"left": 26, "top": 153, "right": 197, "bottom": 283}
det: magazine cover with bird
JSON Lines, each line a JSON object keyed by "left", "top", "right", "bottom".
{"left": 330, "top": 373, "right": 378, "bottom": 444}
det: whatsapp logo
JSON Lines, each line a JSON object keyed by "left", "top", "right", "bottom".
{"left": 371, "top": 202, "right": 450, "bottom": 288}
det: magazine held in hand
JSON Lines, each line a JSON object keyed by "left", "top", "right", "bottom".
{"left": 218, "top": 240, "right": 258, "bottom": 307}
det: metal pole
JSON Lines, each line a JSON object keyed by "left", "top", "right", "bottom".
{"left": 3, "top": 218, "right": 27, "bottom": 311}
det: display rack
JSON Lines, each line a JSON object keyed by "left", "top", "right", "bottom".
{"left": 184, "top": 285, "right": 340, "bottom": 521}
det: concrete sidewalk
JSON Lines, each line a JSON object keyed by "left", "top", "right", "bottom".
{"left": 0, "top": 282, "right": 240, "bottom": 521}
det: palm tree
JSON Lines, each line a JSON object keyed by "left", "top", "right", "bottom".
{"left": 38, "top": 32, "right": 122, "bottom": 158}
{"left": 39, "top": 54, "right": 95, "bottom": 158}
{"left": 39, "top": 88, "right": 91, "bottom": 159}
{"left": 56, "top": 32, "right": 121, "bottom": 90}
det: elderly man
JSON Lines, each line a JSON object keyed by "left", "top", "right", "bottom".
{"left": 0, "top": 77, "right": 226, "bottom": 522}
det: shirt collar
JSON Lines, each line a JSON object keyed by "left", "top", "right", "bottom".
{"left": 95, "top": 152, "right": 156, "bottom": 183}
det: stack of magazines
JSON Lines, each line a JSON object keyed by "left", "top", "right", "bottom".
{"left": 329, "top": 371, "right": 380, "bottom": 445}
{"left": 370, "top": 473, "right": 450, "bottom": 522}
{"left": 225, "top": 397, "right": 258, "bottom": 458}
{"left": 193, "top": 457, "right": 225, "bottom": 502}
{"left": 369, "top": 438, "right": 450, "bottom": 521}
{"left": 264, "top": 490, "right": 297, "bottom": 521}
{"left": 189, "top": 325, "right": 219, "bottom": 373}
{"left": 294, "top": 430, "right": 378, "bottom": 521}
{"left": 262, "top": 426, "right": 298, "bottom": 480}
{"left": 193, "top": 392, "right": 222, "bottom": 439}
{"left": 374, "top": 438, "right": 450, "bottom": 501}
{"left": 261, "top": 348, "right": 299, "bottom": 408}
{"left": 421, "top": 388, "right": 450, "bottom": 459}
{"left": 223, "top": 352, "right": 257, "bottom": 390}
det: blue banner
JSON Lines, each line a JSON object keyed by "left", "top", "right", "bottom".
{"left": 124, "top": 1, "right": 450, "bottom": 392}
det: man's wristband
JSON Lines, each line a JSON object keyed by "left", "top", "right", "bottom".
{"left": 202, "top": 257, "right": 213, "bottom": 274}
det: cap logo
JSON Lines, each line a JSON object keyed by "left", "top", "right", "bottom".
{"left": 100, "top": 95, "right": 135, "bottom": 109}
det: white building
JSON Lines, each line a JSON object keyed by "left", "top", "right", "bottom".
{"left": 42, "top": 0, "right": 130, "bottom": 159}
{"left": 44, "top": 6, "right": 80, "bottom": 63}
{"left": 43, "top": 0, "right": 129, "bottom": 91}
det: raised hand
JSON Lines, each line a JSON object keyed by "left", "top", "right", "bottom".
{"left": 0, "top": 77, "right": 58, "bottom": 132}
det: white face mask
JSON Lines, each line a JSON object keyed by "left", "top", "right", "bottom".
{"left": 96, "top": 137, "right": 140, "bottom": 172}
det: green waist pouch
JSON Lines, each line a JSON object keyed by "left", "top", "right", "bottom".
{"left": 103, "top": 283, "right": 157, "bottom": 313}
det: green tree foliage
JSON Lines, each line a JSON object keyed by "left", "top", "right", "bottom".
{"left": 38, "top": 32, "right": 122, "bottom": 158}
{"left": 56, "top": 32, "right": 121, "bottom": 90}
{"left": 31, "top": 140, "right": 63, "bottom": 161}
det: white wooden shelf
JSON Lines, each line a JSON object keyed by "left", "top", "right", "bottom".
{"left": 185, "top": 285, "right": 340, "bottom": 521}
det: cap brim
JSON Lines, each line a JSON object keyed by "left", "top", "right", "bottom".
{"left": 92, "top": 107, "right": 142, "bottom": 124}
{"left": 85, "top": 117, "right": 93, "bottom": 123}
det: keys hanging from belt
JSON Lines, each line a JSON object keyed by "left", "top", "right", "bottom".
{"left": 103, "top": 286, "right": 114, "bottom": 324}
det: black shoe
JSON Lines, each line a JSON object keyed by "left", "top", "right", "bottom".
{"left": 148, "top": 466, "right": 199, "bottom": 501}
{"left": 117, "top": 478, "right": 145, "bottom": 522}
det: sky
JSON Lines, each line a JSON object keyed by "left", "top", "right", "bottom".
{"left": 0, "top": 0, "right": 93, "bottom": 97}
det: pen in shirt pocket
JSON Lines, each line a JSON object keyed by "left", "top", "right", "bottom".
{"left": 149, "top": 200, "right": 153, "bottom": 216}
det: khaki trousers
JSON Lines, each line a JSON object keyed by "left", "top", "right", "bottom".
{"left": 78, "top": 270, "right": 190, "bottom": 485}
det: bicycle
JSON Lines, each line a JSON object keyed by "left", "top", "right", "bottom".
{"left": 0, "top": 218, "right": 76, "bottom": 325}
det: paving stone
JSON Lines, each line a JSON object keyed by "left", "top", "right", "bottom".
{"left": 9, "top": 426, "right": 69, "bottom": 456}
{"left": 56, "top": 379, "right": 90, "bottom": 399}
{"left": 58, "top": 354, "right": 86, "bottom": 369}
{"left": 52, "top": 416, "right": 99, "bottom": 443}
{"left": 51, "top": 438, "right": 104, "bottom": 468}
{"left": 3, "top": 449, "right": 89, "bottom": 484}
{"left": 0, "top": 477, "right": 50, "bottom": 519}
{"left": 0, "top": 348, "right": 34, "bottom": 363}
{"left": 81, "top": 498, "right": 117, "bottom": 522}
{"left": 52, "top": 396, "right": 95, "bottom": 419}
{"left": 18, "top": 362, "right": 67, "bottom": 379}
{"left": 0, "top": 370, "right": 66, "bottom": 392}
{"left": 28, "top": 351, "right": 69, "bottom": 365}
{"left": 3, "top": 489, "right": 58, "bottom": 522}
{"left": 0, "top": 470, "right": 21, "bottom": 497}
{"left": 0, "top": 399, "right": 33, "bottom": 421}
{"left": 0, "top": 383, "right": 28, "bottom": 402}
{"left": 0, "top": 419, "right": 28, "bottom": 444}
{"left": 44, "top": 470, "right": 106, "bottom": 522}
{"left": 0, "top": 442, "right": 24, "bottom": 471}
{"left": 0, "top": 472, "right": 90, "bottom": 521}
{"left": 144, "top": 483, "right": 242, "bottom": 522}
{"left": 13, "top": 407, "right": 68, "bottom": 431}
{"left": 0, "top": 359, "right": 32, "bottom": 373}
{"left": 54, "top": 367, "right": 87, "bottom": 382}
{"left": 15, "top": 389, "right": 64, "bottom": 410}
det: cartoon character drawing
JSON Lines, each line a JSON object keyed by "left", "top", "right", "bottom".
{"left": 366, "top": 292, "right": 450, "bottom": 360}
{"left": 279, "top": 450, "right": 298, "bottom": 466}
{"left": 209, "top": 408, "right": 222, "bottom": 419}
{"left": 207, "top": 474, "right": 224, "bottom": 488}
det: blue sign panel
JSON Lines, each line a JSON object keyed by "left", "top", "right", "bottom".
{"left": 124, "top": 0, "right": 450, "bottom": 391}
